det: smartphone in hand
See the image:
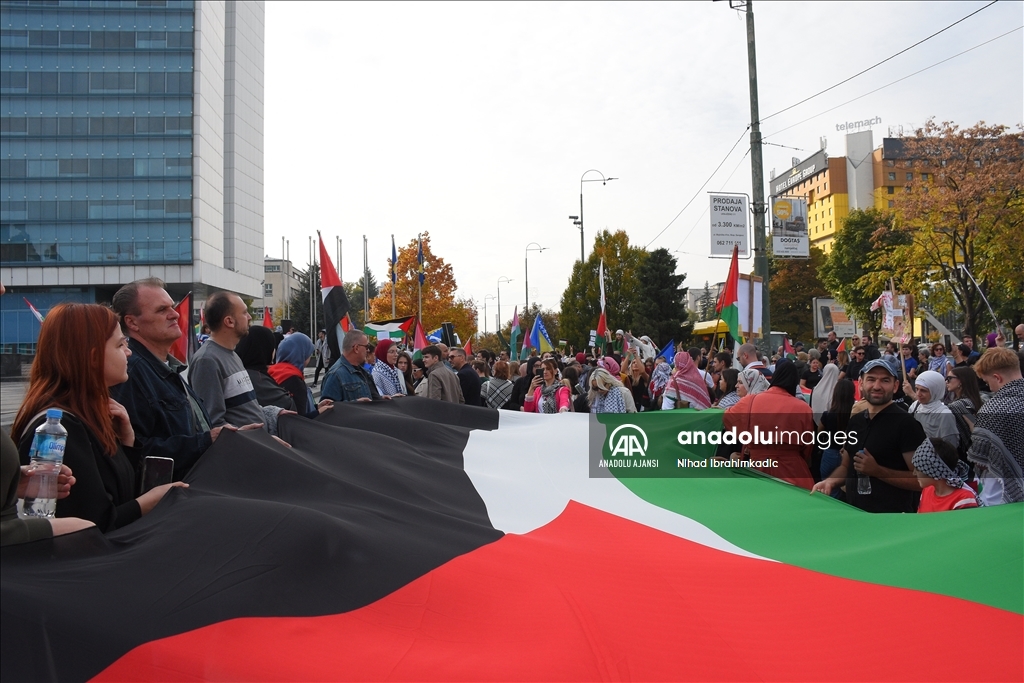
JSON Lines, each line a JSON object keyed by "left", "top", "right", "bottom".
{"left": 140, "top": 456, "right": 175, "bottom": 494}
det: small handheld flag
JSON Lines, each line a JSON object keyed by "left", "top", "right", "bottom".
{"left": 23, "top": 297, "right": 45, "bottom": 324}
{"left": 263, "top": 307, "right": 273, "bottom": 329}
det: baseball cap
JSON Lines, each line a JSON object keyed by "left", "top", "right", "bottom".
{"left": 860, "top": 357, "right": 900, "bottom": 378}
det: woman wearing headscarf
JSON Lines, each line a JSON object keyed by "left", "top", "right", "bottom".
{"left": 661, "top": 352, "right": 712, "bottom": 410}
{"left": 648, "top": 359, "right": 672, "bottom": 410}
{"left": 723, "top": 360, "right": 815, "bottom": 489}
{"left": 268, "top": 331, "right": 331, "bottom": 417}
{"left": 810, "top": 363, "right": 841, "bottom": 423}
{"left": 905, "top": 370, "right": 958, "bottom": 447}
{"left": 268, "top": 332, "right": 329, "bottom": 418}
{"left": 737, "top": 367, "right": 770, "bottom": 399}
{"left": 371, "top": 339, "right": 406, "bottom": 398}
{"left": 587, "top": 367, "right": 635, "bottom": 414}
{"left": 236, "top": 325, "right": 296, "bottom": 411}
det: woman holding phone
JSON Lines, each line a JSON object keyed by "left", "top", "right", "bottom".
{"left": 523, "top": 358, "right": 571, "bottom": 414}
{"left": 13, "top": 304, "right": 187, "bottom": 532}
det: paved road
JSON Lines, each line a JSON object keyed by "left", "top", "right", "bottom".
{"left": 1, "top": 366, "right": 323, "bottom": 431}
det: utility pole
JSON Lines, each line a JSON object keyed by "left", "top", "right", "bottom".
{"left": 737, "top": 0, "right": 771, "bottom": 352}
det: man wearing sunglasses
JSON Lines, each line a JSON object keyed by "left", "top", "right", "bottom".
{"left": 321, "top": 330, "right": 382, "bottom": 403}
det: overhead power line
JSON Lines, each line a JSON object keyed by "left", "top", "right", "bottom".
{"left": 761, "top": 0, "right": 999, "bottom": 123}
{"left": 764, "top": 25, "right": 1022, "bottom": 140}
{"left": 645, "top": 126, "right": 749, "bottom": 249}
{"left": 674, "top": 146, "right": 751, "bottom": 253}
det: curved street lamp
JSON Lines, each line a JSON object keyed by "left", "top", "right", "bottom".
{"left": 524, "top": 242, "right": 546, "bottom": 311}
{"left": 497, "top": 276, "right": 513, "bottom": 332}
{"left": 573, "top": 169, "right": 618, "bottom": 263}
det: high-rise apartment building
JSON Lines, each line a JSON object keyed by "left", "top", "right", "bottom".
{"left": 0, "top": 0, "right": 264, "bottom": 353}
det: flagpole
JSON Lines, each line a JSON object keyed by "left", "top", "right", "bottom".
{"left": 417, "top": 233, "right": 423, "bottom": 325}
{"left": 362, "top": 235, "right": 369, "bottom": 325}
{"left": 890, "top": 276, "right": 907, "bottom": 385}
{"left": 391, "top": 234, "right": 396, "bottom": 319}
{"left": 309, "top": 236, "right": 314, "bottom": 338}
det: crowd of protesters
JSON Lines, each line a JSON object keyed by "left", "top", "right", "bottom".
{"left": 3, "top": 278, "right": 1023, "bottom": 546}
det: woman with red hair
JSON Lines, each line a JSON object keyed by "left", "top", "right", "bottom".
{"left": 13, "top": 304, "right": 186, "bottom": 532}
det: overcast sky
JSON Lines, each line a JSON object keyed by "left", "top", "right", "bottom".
{"left": 264, "top": 0, "right": 1023, "bottom": 331}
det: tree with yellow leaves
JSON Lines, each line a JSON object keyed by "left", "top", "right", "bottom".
{"left": 864, "top": 120, "right": 1023, "bottom": 337}
{"left": 369, "top": 232, "right": 477, "bottom": 339}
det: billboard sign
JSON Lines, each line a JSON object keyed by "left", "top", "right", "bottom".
{"left": 771, "top": 196, "right": 809, "bottom": 258}
{"left": 814, "top": 297, "right": 859, "bottom": 339}
{"left": 769, "top": 149, "right": 826, "bottom": 196}
{"left": 709, "top": 194, "right": 749, "bottom": 257}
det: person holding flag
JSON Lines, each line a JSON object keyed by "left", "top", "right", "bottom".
{"left": 318, "top": 232, "right": 351, "bottom": 370}
{"left": 715, "top": 245, "right": 741, "bottom": 363}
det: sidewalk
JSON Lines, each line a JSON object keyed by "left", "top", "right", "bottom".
{"left": 0, "top": 367, "right": 323, "bottom": 431}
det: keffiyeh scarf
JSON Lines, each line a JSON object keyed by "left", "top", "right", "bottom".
{"left": 912, "top": 438, "right": 973, "bottom": 492}
{"left": 373, "top": 359, "right": 405, "bottom": 396}
{"left": 968, "top": 378, "right": 1024, "bottom": 504}
{"left": 649, "top": 363, "right": 672, "bottom": 396}
{"left": 538, "top": 382, "right": 563, "bottom": 414}
{"left": 590, "top": 386, "right": 626, "bottom": 414}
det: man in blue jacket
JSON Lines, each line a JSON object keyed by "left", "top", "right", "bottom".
{"left": 321, "top": 330, "right": 383, "bottom": 403}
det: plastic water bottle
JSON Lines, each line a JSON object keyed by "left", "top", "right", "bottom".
{"left": 856, "top": 450, "right": 872, "bottom": 495}
{"left": 21, "top": 409, "right": 68, "bottom": 518}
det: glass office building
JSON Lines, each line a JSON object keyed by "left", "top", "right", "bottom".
{"left": 1, "top": 0, "right": 263, "bottom": 353}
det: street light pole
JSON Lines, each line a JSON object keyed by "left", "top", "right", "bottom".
{"left": 574, "top": 170, "right": 618, "bottom": 263}
{"left": 524, "top": 242, "right": 546, "bottom": 311}
{"left": 497, "top": 276, "right": 513, "bottom": 333}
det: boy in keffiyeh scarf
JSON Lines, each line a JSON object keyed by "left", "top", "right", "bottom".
{"left": 913, "top": 437, "right": 980, "bottom": 512}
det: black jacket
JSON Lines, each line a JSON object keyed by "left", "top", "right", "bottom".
{"left": 110, "top": 338, "right": 212, "bottom": 480}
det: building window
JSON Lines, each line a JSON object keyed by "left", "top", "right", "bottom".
{"left": 888, "top": 172, "right": 896, "bottom": 180}
{"left": 921, "top": 173, "right": 929, "bottom": 181}
{"left": 886, "top": 159, "right": 895, "bottom": 167}
{"left": 264, "top": 283, "right": 273, "bottom": 297}
{"left": 906, "top": 172, "right": 913, "bottom": 181}
{"left": 888, "top": 200, "right": 895, "bottom": 208}
{"left": 265, "top": 264, "right": 281, "bottom": 272}
{"left": 887, "top": 186, "right": 894, "bottom": 195}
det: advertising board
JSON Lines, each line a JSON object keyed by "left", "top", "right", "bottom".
{"left": 709, "top": 193, "right": 749, "bottom": 257}
{"left": 771, "top": 196, "right": 809, "bottom": 258}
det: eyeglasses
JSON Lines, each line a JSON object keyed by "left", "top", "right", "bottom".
{"left": 945, "top": 376, "right": 955, "bottom": 382}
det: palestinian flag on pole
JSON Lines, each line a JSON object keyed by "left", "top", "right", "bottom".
{"left": 168, "top": 292, "right": 197, "bottom": 363}
{"left": 837, "top": 337, "right": 848, "bottom": 352}
{"left": 363, "top": 316, "right": 415, "bottom": 343}
{"left": 411, "top": 318, "right": 429, "bottom": 360}
{"left": 318, "top": 231, "right": 350, "bottom": 365}
{"left": 716, "top": 244, "right": 740, "bottom": 344}
{"left": 1, "top": 405, "right": 1020, "bottom": 681}
{"left": 508, "top": 307, "right": 520, "bottom": 360}
{"left": 595, "top": 258, "right": 607, "bottom": 340}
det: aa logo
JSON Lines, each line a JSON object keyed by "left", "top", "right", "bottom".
{"left": 608, "top": 424, "right": 648, "bottom": 458}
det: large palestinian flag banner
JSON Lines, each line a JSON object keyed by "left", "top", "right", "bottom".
{"left": 2, "top": 403, "right": 1021, "bottom": 681}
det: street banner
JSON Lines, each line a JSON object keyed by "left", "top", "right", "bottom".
{"left": 771, "top": 197, "right": 809, "bottom": 258}
{"left": 709, "top": 194, "right": 749, "bottom": 257}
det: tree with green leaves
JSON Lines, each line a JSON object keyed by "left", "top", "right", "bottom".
{"left": 818, "top": 209, "right": 892, "bottom": 337}
{"left": 558, "top": 230, "right": 647, "bottom": 350}
{"left": 286, "top": 262, "right": 321, "bottom": 338}
{"left": 629, "top": 247, "right": 689, "bottom": 348}
{"left": 770, "top": 246, "right": 829, "bottom": 345}
{"left": 346, "top": 273, "right": 379, "bottom": 329}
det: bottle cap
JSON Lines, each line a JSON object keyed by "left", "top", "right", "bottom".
{"left": 45, "top": 408, "right": 63, "bottom": 420}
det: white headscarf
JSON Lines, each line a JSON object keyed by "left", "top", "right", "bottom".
{"left": 811, "top": 363, "right": 840, "bottom": 420}
{"left": 738, "top": 368, "right": 770, "bottom": 396}
{"left": 911, "top": 370, "right": 958, "bottom": 443}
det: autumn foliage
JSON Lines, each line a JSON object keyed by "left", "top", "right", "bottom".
{"left": 368, "top": 232, "right": 477, "bottom": 339}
